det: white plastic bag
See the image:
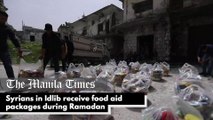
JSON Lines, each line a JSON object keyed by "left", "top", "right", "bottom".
{"left": 151, "top": 63, "right": 163, "bottom": 81}
{"left": 66, "top": 63, "right": 84, "bottom": 78}
{"left": 160, "top": 62, "right": 170, "bottom": 76}
{"left": 18, "top": 58, "right": 44, "bottom": 78}
{"left": 122, "top": 72, "right": 151, "bottom": 93}
{"left": 129, "top": 61, "right": 140, "bottom": 73}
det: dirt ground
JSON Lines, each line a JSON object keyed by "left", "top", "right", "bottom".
{"left": 0, "top": 64, "right": 212, "bottom": 120}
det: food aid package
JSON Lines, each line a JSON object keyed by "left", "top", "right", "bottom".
{"left": 129, "top": 61, "right": 140, "bottom": 73}
{"left": 80, "top": 66, "right": 97, "bottom": 79}
{"left": 160, "top": 62, "right": 170, "bottom": 76}
{"left": 177, "top": 84, "right": 213, "bottom": 111}
{"left": 139, "top": 63, "right": 153, "bottom": 74}
{"left": 177, "top": 69, "right": 201, "bottom": 81}
{"left": 97, "top": 68, "right": 114, "bottom": 80}
{"left": 66, "top": 63, "right": 84, "bottom": 78}
{"left": 151, "top": 63, "right": 163, "bottom": 81}
{"left": 174, "top": 80, "right": 205, "bottom": 94}
{"left": 179, "top": 63, "right": 199, "bottom": 76}
{"left": 93, "top": 64, "right": 102, "bottom": 76}
{"left": 122, "top": 72, "right": 151, "bottom": 93}
{"left": 141, "top": 97, "right": 204, "bottom": 120}
{"left": 111, "top": 67, "right": 128, "bottom": 86}
{"left": 18, "top": 58, "right": 44, "bottom": 78}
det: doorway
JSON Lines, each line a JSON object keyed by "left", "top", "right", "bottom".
{"left": 188, "top": 24, "right": 213, "bottom": 62}
{"left": 137, "top": 35, "right": 154, "bottom": 60}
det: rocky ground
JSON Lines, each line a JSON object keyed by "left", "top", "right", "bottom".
{"left": 0, "top": 64, "right": 212, "bottom": 120}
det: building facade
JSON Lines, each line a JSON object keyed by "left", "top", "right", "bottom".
{"left": 117, "top": 0, "right": 213, "bottom": 62}
{"left": 117, "top": 0, "right": 170, "bottom": 61}
{"left": 20, "top": 26, "right": 44, "bottom": 42}
{"left": 58, "top": 4, "right": 124, "bottom": 59}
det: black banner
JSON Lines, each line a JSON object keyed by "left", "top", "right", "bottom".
{"left": 0, "top": 93, "right": 147, "bottom": 114}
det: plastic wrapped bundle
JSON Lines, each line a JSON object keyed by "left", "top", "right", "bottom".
{"left": 48, "top": 71, "right": 67, "bottom": 81}
{"left": 111, "top": 67, "right": 128, "bottom": 86}
{"left": 142, "top": 106, "right": 179, "bottom": 120}
{"left": 118, "top": 60, "right": 128, "bottom": 68}
{"left": 179, "top": 63, "right": 199, "bottom": 76}
{"left": 178, "top": 84, "right": 213, "bottom": 111}
{"left": 80, "top": 67, "right": 97, "bottom": 79}
{"left": 97, "top": 70, "right": 113, "bottom": 80}
{"left": 129, "top": 61, "right": 140, "bottom": 73}
{"left": 93, "top": 64, "right": 102, "bottom": 76}
{"left": 178, "top": 70, "right": 201, "bottom": 81}
{"left": 175, "top": 80, "right": 205, "bottom": 94}
{"left": 160, "top": 62, "right": 170, "bottom": 76}
{"left": 151, "top": 63, "right": 163, "bottom": 81}
{"left": 141, "top": 97, "right": 204, "bottom": 120}
{"left": 122, "top": 73, "right": 151, "bottom": 93}
{"left": 139, "top": 63, "right": 153, "bottom": 74}
{"left": 66, "top": 63, "right": 84, "bottom": 78}
{"left": 18, "top": 58, "right": 44, "bottom": 78}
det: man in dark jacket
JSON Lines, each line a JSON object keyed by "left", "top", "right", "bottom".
{"left": 0, "top": 11, "right": 22, "bottom": 79}
{"left": 40, "top": 23, "right": 62, "bottom": 73}
{"left": 197, "top": 44, "right": 213, "bottom": 76}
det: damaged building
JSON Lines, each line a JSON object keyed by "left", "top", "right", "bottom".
{"left": 19, "top": 25, "right": 44, "bottom": 42}
{"left": 58, "top": 4, "right": 123, "bottom": 59}
{"left": 116, "top": 0, "right": 213, "bottom": 62}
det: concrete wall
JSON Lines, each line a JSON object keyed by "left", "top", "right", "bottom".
{"left": 183, "top": 0, "right": 213, "bottom": 8}
{"left": 66, "top": 5, "right": 123, "bottom": 37}
{"left": 22, "top": 26, "right": 44, "bottom": 42}
{"left": 123, "top": 0, "right": 168, "bottom": 22}
{"left": 154, "top": 17, "right": 171, "bottom": 61}
{"left": 172, "top": 16, "right": 213, "bottom": 60}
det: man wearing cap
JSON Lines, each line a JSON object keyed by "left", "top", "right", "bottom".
{"left": 40, "top": 23, "right": 62, "bottom": 73}
{"left": 0, "top": 11, "right": 22, "bottom": 79}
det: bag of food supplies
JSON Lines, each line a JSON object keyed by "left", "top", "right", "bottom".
{"left": 18, "top": 58, "right": 44, "bottom": 78}
{"left": 179, "top": 63, "right": 199, "bottom": 76}
{"left": 66, "top": 63, "right": 84, "bottom": 78}
{"left": 141, "top": 97, "right": 204, "bottom": 120}
{"left": 129, "top": 61, "right": 140, "bottom": 73}
{"left": 122, "top": 72, "right": 151, "bottom": 93}
{"left": 177, "top": 84, "right": 213, "bottom": 111}
{"left": 111, "top": 67, "right": 128, "bottom": 86}
{"left": 160, "top": 62, "right": 170, "bottom": 76}
{"left": 80, "top": 66, "right": 97, "bottom": 79}
{"left": 151, "top": 63, "right": 163, "bottom": 81}
{"left": 139, "top": 63, "right": 153, "bottom": 74}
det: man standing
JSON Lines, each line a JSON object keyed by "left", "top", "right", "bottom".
{"left": 40, "top": 23, "right": 62, "bottom": 73}
{"left": 0, "top": 11, "right": 22, "bottom": 79}
{"left": 197, "top": 44, "right": 213, "bottom": 76}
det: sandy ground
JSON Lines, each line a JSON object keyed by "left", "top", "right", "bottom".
{"left": 0, "top": 64, "right": 212, "bottom": 120}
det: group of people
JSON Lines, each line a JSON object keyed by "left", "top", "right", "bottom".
{"left": 0, "top": 11, "right": 74, "bottom": 80}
